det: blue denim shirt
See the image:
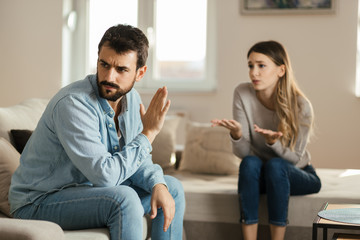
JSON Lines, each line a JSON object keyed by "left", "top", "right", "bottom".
{"left": 9, "top": 74, "right": 166, "bottom": 214}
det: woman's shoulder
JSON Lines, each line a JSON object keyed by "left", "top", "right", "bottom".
{"left": 234, "top": 82, "right": 254, "bottom": 96}
{"left": 297, "top": 94, "right": 313, "bottom": 117}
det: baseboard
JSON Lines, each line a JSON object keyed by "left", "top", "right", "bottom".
{"left": 183, "top": 221, "right": 313, "bottom": 240}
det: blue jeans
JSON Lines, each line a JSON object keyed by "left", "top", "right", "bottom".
{"left": 13, "top": 175, "right": 185, "bottom": 240}
{"left": 238, "top": 156, "right": 321, "bottom": 226}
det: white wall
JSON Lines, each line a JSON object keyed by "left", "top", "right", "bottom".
{"left": 1, "top": 0, "right": 359, "bottom": 169}
{"left": 0, "top": 0, "right": 63, "bottom": 104}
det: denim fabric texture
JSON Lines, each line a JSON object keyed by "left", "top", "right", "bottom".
{"left": 14, "top": 175, "right": 185, "bottom": 240}
{"left": 9, "top": 74, "right": 184, "bottom": 238}
{"left": 238, "top": 155, "right": 321, "bottom": 226}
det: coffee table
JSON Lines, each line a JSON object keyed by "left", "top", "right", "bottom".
{"left": 332, "top": 233, "right": 360, "bottom": 240}
{"left": 313, "top": 203, "right": 360, "bottom": 240}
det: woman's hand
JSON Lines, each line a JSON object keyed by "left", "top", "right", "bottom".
{"left": 211, "top": 119, "right": 242, "bottom": 140}
{"left": 253, "top": 124, "right": 283, "bottom": 145}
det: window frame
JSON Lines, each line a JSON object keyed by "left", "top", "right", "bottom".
{"left": 62, "top": 0, "right": 217, "bottom": 92}
{"left": 136, "top": 0, "right": 217, "bottom": 92}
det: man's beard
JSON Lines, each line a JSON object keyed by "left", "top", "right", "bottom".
{"left": 97, "top": 74, "right": 136, "bottom": 102}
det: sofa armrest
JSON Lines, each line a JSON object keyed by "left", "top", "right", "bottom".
{"left": 0, "top": 217, "right": 65, "bottom": 240}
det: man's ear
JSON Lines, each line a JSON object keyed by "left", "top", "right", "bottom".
{"left": 135, "top": 65, "right": 147, "bottom": 82}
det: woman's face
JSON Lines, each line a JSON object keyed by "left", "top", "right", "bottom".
{"left": 248, "top": 52, "right": 285, "bottom": 95}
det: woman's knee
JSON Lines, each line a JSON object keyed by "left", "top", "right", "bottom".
{"left": 264, "top": 158, "right": 289, "bottom": 181}
{"left": 265, "top": 158, "right": 288, "bottom": 172}
{"left": 239, "top": 155, "right": 263, "bottom": 178}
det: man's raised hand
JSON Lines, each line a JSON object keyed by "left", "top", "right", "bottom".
{"left": 140, "top": 86, "right": 171, "bottom": 143}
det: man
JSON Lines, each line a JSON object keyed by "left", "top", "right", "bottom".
{"left": 9, "top": 24, "right": 185, "bottom": 240}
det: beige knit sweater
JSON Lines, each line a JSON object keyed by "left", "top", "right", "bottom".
{"left": 231, "top": 82, "right": 313, "bottom": 168}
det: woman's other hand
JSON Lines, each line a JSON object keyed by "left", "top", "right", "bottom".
{"left": 211, "top": 119, "right": 242, "bottom": 140}
{"left": 253, "top": 124, "right": 283, "bottom": 145}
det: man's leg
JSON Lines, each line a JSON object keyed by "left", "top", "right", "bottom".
{"left": 13, "top": 185, "right": 144, "bottom": 240}
{"left": 137, "top": 175, "right": 185, "bottom": 240}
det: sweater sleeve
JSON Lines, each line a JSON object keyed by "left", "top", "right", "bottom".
{"left": 231, "top": 85, "right": 252, "bottom": 158}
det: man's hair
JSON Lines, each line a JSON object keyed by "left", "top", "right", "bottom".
{"left": 98, "top": 24, "right": 149, "bottom": 70}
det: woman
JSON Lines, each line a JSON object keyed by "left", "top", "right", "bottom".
{"left": 212, "top": 40, "right": 321, "bottom": 240}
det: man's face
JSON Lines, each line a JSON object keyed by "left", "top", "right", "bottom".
{"left": 97, "top": 45, "right": 146, "bottom": 102}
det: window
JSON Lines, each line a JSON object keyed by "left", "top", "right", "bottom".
{"left": 63, "top": 0, "right": 217, "bottom": 92}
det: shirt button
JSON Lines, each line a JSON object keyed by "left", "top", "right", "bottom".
{"left": 147, "top": 148, "right": 150, "bottom": 152}
{"left": 114, "top": 146, "right": 118, "bottom": 150}
{"left": 109, "top": 124, "right": 113, "bottom": 128}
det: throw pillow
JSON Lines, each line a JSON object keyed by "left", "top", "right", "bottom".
{"left": 0, "top": 137, "right": 20, "bottom": 217}
{"left": 151, "top": 115, "right": 180, "bottom": 169}
{"left": 179, "top": 122, "right": 241, "bottom": 175}
{"left": 10, "top": 129, "right": 33, "bottom": 154}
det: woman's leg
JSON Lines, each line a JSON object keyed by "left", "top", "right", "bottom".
{"left": 238, "top": 155, "right": 264, "bottom": 240}
{"left": 264, "top": 158, "right": 290, "bottom": 240}
{"left": 289, "top": 164, "right": 321, "bottom": 195}
{"left": 13, "top": 185, "right": 144, "bottom": 240}
{"left": 269, "top": 224, "right": 286, "bottom": 240}
{"left": 242, "top": 223, "right": 258, "bottom": 240}
{"left": 265, "top": 158, "right": 322, "bottom": 240}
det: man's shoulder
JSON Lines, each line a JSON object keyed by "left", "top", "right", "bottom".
{"left": 49, "top": 76, "right": 98, "bottom": 110}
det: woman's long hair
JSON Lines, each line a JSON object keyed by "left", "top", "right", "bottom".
{"left": 247, "top": 41, "right": 314, "bottom": 150}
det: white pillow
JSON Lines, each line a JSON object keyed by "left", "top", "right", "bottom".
{"left": 151, "top": 116, "right": 180, "bottom": 169}
{"left": 0, "top": 137, "right": 20, "bottom": 217}
{"left": 0, "top": 98, "right": 48, "bottom": 143}
{"left": 179, "top": 122, "right": 241, "bottom": 175}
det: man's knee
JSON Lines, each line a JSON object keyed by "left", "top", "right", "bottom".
{"left": 164, "top": 175, "right": 184, "bottom": 194}
{"left": 105, "top": 186, "right": 144, "bottom": 217}
{"left": 164, "top": 175, "right": 185, "bottom": 209}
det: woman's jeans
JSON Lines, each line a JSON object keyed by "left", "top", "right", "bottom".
{"left": 238, "top": 156, "right": 321, "bottom": 226}
{"left": 14, "top": 175, "right": 185, "bottom": 240}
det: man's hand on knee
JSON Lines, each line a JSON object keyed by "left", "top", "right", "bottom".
{"left": 150, "top": 183, "right": 175, "bottom": 232}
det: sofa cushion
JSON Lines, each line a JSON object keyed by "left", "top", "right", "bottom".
{"left": 0, "top": 217, "right": 65, "bottom": 240}
{"left": 64, "top": 228, "right": 110, "bottom": 240}
{"left": 0, "top": 98, "right": 48, "bottom": 145}
{"left": 0, "top": 137, "right": 20, "bottom": 217}
{"left": 151, "top": 115, "right": 180, "bottom": 169}
{"left": 179, "top": 122, "right": 241, "bottom": 175}
{"left": 167, "top": 168, "right": 360, "bottom": 228}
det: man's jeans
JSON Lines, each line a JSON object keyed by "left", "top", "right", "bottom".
{"left": 238, "top": 156, "right": 321, "bottom": 226}
{"left": 14, "top": 175, "right": 185, "bottom": 240}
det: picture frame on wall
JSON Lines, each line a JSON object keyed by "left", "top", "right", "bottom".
{"left": 240, "top": 0, "right": 336, "bottom": 15}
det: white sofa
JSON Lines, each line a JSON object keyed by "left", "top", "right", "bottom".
{"left": 0, "top": 98, "right": 148, "bottom": 240}
{"left": 166, "top": 115, "right": 360, "bottom": 239}
{"left": 167, "top": 169, "right": 360, "bottom": 239}
{"left": 2, "top": 98, "right": 360, "bottom": 240}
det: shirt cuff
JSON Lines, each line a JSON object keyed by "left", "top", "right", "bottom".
{"left": 138, "top": 133, "right": 152, "bottom": 154}
{"left": 152, "top": 182, "right": 169, "bottom": 191}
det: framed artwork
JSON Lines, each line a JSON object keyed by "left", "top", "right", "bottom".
{"left": 240, "top": 0, "right": 336, "bottom": 15}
